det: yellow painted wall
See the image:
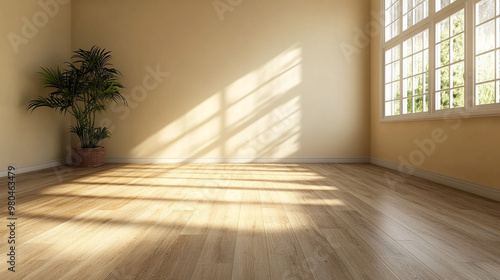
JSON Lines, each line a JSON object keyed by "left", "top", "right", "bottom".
{"left": 0, "top": 0, "right": 71, "bottom": 169}
{"left": 71, "top": 0, "right": 371, "bottom": 161}
{"left": 370, "top": 0, "right": 500, "bottom": 188}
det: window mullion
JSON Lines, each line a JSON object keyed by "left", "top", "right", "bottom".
{"left": 429, "top": 0, "right": 435, "bottom": 115}
{"left": 465, "top": 0, "right": 475, "bottom": 110}
{"left": 429, "top": 19, "right": 437, "bottom": 114}
{"left": 399, "top": 0, "right": 403, "bottom": 39}
{"left": 430, "top": 0, "right": 436, "bottom": 17}
{"left": 400, "top": 41, "right": 404, "bottom": 115}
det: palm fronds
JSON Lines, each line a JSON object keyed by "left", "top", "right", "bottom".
{"left": 27, "top": 46, "right": 126, "bottom": 148}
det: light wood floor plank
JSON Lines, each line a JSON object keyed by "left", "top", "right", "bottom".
{"left": 231, "top": 168, "right": 271, "bottom": 280}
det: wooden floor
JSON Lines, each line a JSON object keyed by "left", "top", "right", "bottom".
{"left": 1, "top": 163, "right": 500, "bottom": 279}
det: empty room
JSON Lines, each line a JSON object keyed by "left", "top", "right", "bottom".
{"left": 1, "top": 0, "right": 500, "bottom": 279}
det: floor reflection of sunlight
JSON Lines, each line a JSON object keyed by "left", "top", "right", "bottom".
{"left": 8, "top": 163, "right": 359, "bottom": 280}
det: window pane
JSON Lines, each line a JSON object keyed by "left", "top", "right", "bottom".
{"left": 386, "top": 83, "right": 400, "bottom": 101}
{"left": 476, "top": 52, "right": 495, "bottom": 82}
{"left": 385, "top": 101, "right": 401, "bottom": 116}
{"left": 393, "top": 62, "right": 400, "bottom": 80}
{"left": 385, "top": 84, "right": 392, "bottom": 101}
{"left": 393, "top": 20, "right": 401, "bottom": 38}
{"left": 414, "top": 32, "right": 424, "bottom": 52}
{"left": 424, "top": 71, "right": 429, "bottom": 93}
{"left": 440, "top": 67, "right": 450, "bottom": 89}
{"left": 415, "top": 75, "right": 424, "bottom": 95}
{"left": 404, "top": 97, "right": 413, "bottom": 113}
{"left": 452, "top": 9, "right": 465, "bottom": 35}
{"left": 404, "top": 38, "right": 413, "bottom": 57}
{"left": 414, "top": 2, "right": 426, "bottom": 23}
{"left": 476, "top": 20, "right": 496, "bottom": 54}
{"left": 385, "top": 49, "right": 392, "bottom": 64}
{"left": 477, "top": 0, "right": 496, "bottom": 25}
{"left": 498, "top": 81, "right": 500, "bottom": 103}
{"left": 438, "top": 0, "right": 451, "bottom": 10}
{"left": 386, "top": 65, "right": 392, "bottom": 83}
{"left": 437, "top": 18, "right": 450, "bottom": 42}
{"left": 404, "top": 78, "right": 413, "bottom": 97}
{"left": 404, "top": 57, "right": 413, "bottom": 77}
{"left": 452, "top": 88, "right": 465, "bottom": 108}
{"left": 437, "top": 0, "right": 450, "bottom": 11}
{"left": 452, "top": 34, "right": 465, "bottom": 62}
{"left": 414, "top": 52, "right": 423, "bottom": 74}
{"left": 385, "top": 102, "right": 392, "bottom": 116}
{"left": 477, "top": 82, "right": 496, "bottom": 104}
{"left": 404, "top": 11, "right": 413, "bottom": 30}
{"left": 424, "top": 94, "right": 429, "bottom": 111}
{"left": 437, "top": 40, "right": 450, "bottom": 67}
{"left": 436, "top": 0, "right": 456, "bottom": 12}
{"left": 497, "top": 18, "right": 500, "bottom": 48}
{"left": 392, "top": 45, "right": 401, "bottom": 61}
{"left": 385, "top": 26, "right": 392, "bottom": 42}
{"left": 497, "top": 49, "right": 500, "bottom": 79}
{"left": 423, "top": 50, "right": 429, "bottom": 73}
{"left": 394, "top": 82, "right": 401, "bottom": 99}
{"left": 385, "top": 1, "right": 401, "bottom": 42}
{"left": 386, "top": 9, "right": 393, "bottom": 24}
{"left": 415, "top": 95, "right": 424, "bottom": 112}
{"left": 403, "top": 0, "right": 413, "bottom": 14}
{"left": 452, "top": 62, "right": 465, "bottom": 87}
{"left": 440, "top": 91, "right": 451, "bottom": 109}
{"left": 386, "top": 45, "right": 399, "bottom": 65}
{"left": 403, "top": 0, "right": 428, "bottom": 31}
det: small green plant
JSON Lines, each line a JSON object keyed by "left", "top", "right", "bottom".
{"left": 27, "top": 46, "right": 126, "bottom": 148}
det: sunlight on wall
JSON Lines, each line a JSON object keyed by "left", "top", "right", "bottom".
{"left": 132, "top": 45, "right": 303, "bottom": 160}
{"left": 232, "top": 96, "right": 301, "bottom": 158}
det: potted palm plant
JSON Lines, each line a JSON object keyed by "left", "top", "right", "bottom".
{"left": 27, "top": 46, "right": 126, "bottom": 167}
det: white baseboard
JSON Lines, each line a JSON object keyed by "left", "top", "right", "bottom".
{"left": 371, "top": 157, "right": 500, "bottom": 202}
{"left": 106, "top": 157, "right": 371, "bottom": 164}
{"left": 1, "top": 160, "right": 65, "bottom": 177}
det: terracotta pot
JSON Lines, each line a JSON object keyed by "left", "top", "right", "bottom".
{"left": 72, "top": 147, "right": 106, "bottom": 167}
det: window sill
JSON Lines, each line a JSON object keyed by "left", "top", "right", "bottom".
{"left": 380, "top": 107, "right": 500, "bottom": 123}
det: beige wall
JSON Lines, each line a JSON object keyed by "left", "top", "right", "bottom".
{"left": 71, "top": 0, "right": 371, "bottom": 161}
{"left": 370, "top": 0, "right": 500, "bottom": 189}
{"left": 0, "top": 0, "right": 71, "bottom": 170}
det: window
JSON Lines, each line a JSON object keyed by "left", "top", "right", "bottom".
{"left": 385, "top": 45, "right": 402, "bottom": 115}
{"left": 385, "top": 0, "right": 401, "bottom": 42}
{"left": 475, "top": 0, "right": 500, "bottom": 105}
{"left": 403, "top": 0, "right": 429, "bottom": 31}
{"left": 403, "top": 29, "right": 430, "bottom": 113}
{"left": 436, "top": 9, "right": 465, "bottom": 110}
{"left": 382, "top": 0, "right": 500, "bottom": 120}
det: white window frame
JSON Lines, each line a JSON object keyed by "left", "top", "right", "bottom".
{"left": 381, "top": 0, "right": 500, "bottom": 122}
